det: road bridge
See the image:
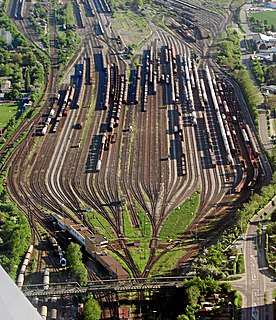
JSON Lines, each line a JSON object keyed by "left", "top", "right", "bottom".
{"left": 22, "top": 277, "right": 188, "bottom": 298}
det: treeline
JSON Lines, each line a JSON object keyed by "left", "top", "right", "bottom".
{"left": 251, "top": 58, "right": 276, "bottom": 86}
{"left": 175, "top": 277, "right": 239, "bottom": 320}
{"left": 66, "top": 243, "right": 88, "bottom": 286}
{"left": 29, "top": 2, "right": 50, "bottom": 48}
{"left": 238, "top": 172, "right": 276, "bottom": 232}
{"left": 108, "top": 0, "right": 143, "bottom": 11}
{"left": 189, "top": 177, "right": 276, "bottom": 283}
{"left": 0, "top": 12, "right": 47, "bottom": 101}
{"left": 266, "top": 211, "right": 276, "bottom": 271}
{"left": 56, "top": 2, "right": 75, "bottom": 28}
{"left": 0, "top": 174, "right": 31, "bottom": 280}
{"left": 55, "top": 3, "right": 81, "bottom": 67}
{"left": 215, "top": 29, "right": 241, "bottom": 70}
{"left": 215, "top": 28, "right": 261, "bottom": 128}
{"left": 83, "top": 295, "right": 101, "bottom": 320}
{"left": 233, "top": 68, "right": 260, "bottom": 128}
{"left": 193, "top": 230, "right": 245, "bottom": 280}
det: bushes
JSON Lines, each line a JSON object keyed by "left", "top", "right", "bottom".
{"left": 0, "top": 10, "right": 47, "bottom": 108}
{"left": 66, "top": 243, "right": 88, "bottom": 286}
{"left": 0, "top": 185, "right": 31, "bottom": 280}
{"left": 233, "top": 68, "right": 260, "bottom": 128}
{"left": 177, "top": 277, "right": 234, "bottom": 319}
{"left": 215, "top": 28, "right": 262, "bottom": 128}
{"left": 266, "top": 221, "right": 276, "bottom": 270}
{"left": 215, "top": 29, "right": 241, "bottom": 70}
{"left": 233, "top": 290, "right": 242, "bottom": 319}
{"left": 83, "top": 295, "right": 102, "bottom": 320}
{"left": 55, "top": 2, "right": 81, "bottom": 67}
{"left": 236, "top": 254, "right": 245, "bottom": 274}
{"left": 251, "top": 59, "right": 265, "bottom": 85}
{"left": 238, "top": 172, "right": 276, "bottom": 232}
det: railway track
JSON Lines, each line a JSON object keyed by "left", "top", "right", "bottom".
{"left": 3, "top": 0, "right": 262, "bottom": 282}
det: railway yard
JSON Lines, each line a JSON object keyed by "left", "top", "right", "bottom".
{"left": 0, "top": 0, "right": 273, "bottom": 318}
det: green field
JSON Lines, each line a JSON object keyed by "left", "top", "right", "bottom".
{"left": 0, "top": 103, "right": 18, "bottom": 128}
{"left": 159, "top": 191, "right": 200, "bottom": 240}
{"left": 111, "top": 11, "right": 151, "bottom": 47}
{"left": 248, "top": 11, "right": 276, "bottom": 27}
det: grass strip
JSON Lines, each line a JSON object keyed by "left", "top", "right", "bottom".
{"left": 159, "top": 192, "right": 200, "bottom": 240}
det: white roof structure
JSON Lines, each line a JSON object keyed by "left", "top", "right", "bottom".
{"left": 252, "top": 33, "right": 273, "bottom": 42}
{"left": 0, "top": 265, "right": 42, "bottom": 320}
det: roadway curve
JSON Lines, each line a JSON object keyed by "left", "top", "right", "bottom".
{"left": 231, "top": 196, "right": 276, "bottom": 320}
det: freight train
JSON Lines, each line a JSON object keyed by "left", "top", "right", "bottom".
{"left": 205, "top": 66, "right": 233, "bottom": 165}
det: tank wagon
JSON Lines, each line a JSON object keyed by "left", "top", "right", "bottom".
{"left": 200, "top": 79, "right": 208, "bottom": 104}
{"left": 50, "top": 309, "right": 57, "bottom": 320}
{"left": 41, "top": 99, "right": 59, "bottom": 136}
{"left": 17, "top": 244, "right": 34, "bottom": 288}
{"left": 41, "top": 306, "right": 47, "bottom": 320}
{"left": 103, "top": 63, "right": 111, "bottom": 110}
{"left": 43, "top": 268, "right": 50, "bottom": 290}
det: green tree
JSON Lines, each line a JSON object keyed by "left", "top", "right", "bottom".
{"left": 184, "top": 305, "right": 196, "bottom": 320}
{"left": 66, "top": 243, "right": 88, "bottom": 286}
{"left": 25, "top": 69, "right": 31, "bottom": 92}
{"left": 22, "top": 52, "right": 36, "bottom": 66}
{"left": 83, "top": 295, "right": 101, "bottom": 320}
{"left": 205, "top": 276, "right": 220, "bottom": 293}
{"left": 11, "top": 53, "right": 22, "bottom": 64}
{"left": 177, "top": 315, "right": 190, "bottom": 320}
{"left": 271, "top": 210, "right": 276, "bottom": 222}
{"left": 187, "top": 285, "right": 200, "bottom": 306}
{"left": 267, "top": 222, "right": 276, "bottom": 235}
{"left": 220, "top": 282, "right": 232, "bottom": 294}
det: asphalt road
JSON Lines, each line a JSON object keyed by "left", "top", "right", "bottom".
{"left": 239, "top": 3, "right": 274, "bottom": 154}
{"left": 231, "top": 196, "right": 276, "bottom": 320}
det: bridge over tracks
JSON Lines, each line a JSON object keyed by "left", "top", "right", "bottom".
{"left": 22, "top": 276, "right": 190, "bottom": 298}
